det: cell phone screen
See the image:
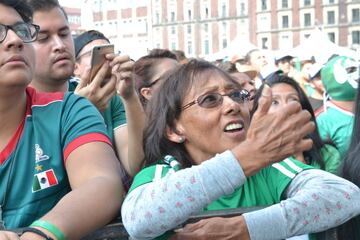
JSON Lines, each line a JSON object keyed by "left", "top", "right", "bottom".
{"left": 89, "top": 44, "right": 114, "bottom": 83}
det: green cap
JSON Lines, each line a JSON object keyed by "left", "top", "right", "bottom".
{"left": 321, "top": 56, "right": 359, "bottom": 101}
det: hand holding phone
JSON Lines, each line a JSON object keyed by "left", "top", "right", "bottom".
{"left": 89, "top": 44, "right": 115, "bottom": 83}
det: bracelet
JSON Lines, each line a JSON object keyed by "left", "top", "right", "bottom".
{"left": 30, "top": 220, "right": 65, "bottom": 240}
{"left": 22, "top": 227, "right": 54, "bottom": 240}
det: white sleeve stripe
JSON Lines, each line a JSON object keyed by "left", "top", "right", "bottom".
{"left": 283, "top": 158, "right": 303, "bottom": 173}
{"left": 153, "top": 165, "right": 163, "bottom": 182}
{"left": 272, "top": 163, "right": 296, "bottom": 178}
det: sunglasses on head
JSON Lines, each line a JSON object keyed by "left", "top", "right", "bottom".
{"left": 182, "top": 89, "right": 250, "bottom": 110}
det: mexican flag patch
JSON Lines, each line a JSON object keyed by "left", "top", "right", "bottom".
{"left": 32, "top": 169, "right": 58, "bottom": 192}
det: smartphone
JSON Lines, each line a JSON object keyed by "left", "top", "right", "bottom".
{"left": 89, "top": 44, "right": 115, "bottom": 83}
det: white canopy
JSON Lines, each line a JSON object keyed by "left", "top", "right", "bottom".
{"left": 292, "top": 28, "right": 358, "bottom": 64}
{"left": 204, "top": 35, "right": 256, "bottom": 62}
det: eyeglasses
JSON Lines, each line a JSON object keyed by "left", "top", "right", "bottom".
{"left": 0, "top": 22, "right": 40, "bottom": 43}
{"left": 182, "top": 89, "right": 250, "bottom": 110}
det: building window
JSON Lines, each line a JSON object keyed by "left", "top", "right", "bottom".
{"left": 171, "top": 12, "right": 175, "bottom": 22}
{"left": 304, "top": 13, "right": 311, "bottom": 26}
{"left": 188, "top": 41, "right": 193, "bottom": 54}
{"left": 222, "top": 21, "right": 227, "bottom": 36}
{"left": 327, "top": 11, "right": 335, "bottom": 24}
{"left": 204, "top": 39, "right": 209, "bottom": 54}
{"left": 155, "top": 12, "right": 160, "bottom": 24}
{"left": 171, "top": 42, "right": 176, "bottom": 50}
{"left": 282, "top": 15, "right": 289, "bottom": 28}
{"left": 171, "top": 26, "right": 176, "bottom": 34}
{"left": 188, "top": 9, "right": 192, "bottom": 20}
{"left": 205, "top": 7, "right": 209, "bottom": 18}
{"left": 187, "top": 25, "right": 192, "bottom": 34}
{"left": 352, "top": 31, "right": 360, "bottom": 44}
{"left": 240, "top": 2, "right": 245, "bottom": 15}
{"left": 222, "top": 38, "right": 228, "bottom": 48}
{"left": 221, "top": 3, "right": 227, "bottom": 17}
{"left": 328, "top": 0, "right": 334, "bottom": 3}
{"left": 352, "top": 8, "right": 360, "bottom": 23}
{"left": 328, "top": 32, "right": 335, "bottom": 43}
{"left": 304, "top": 0, "right": 311, "bottom": 6}
{"left": 261, "top": 37, "right": 268, "bottom": 49}
{"left": 204, "top": 23, "right": 208, "bottom": 32}
{"left": 282, "top": 0, "right": 288, "bottom": 8}
{"left": 261, "top": 0, "right": 267, "bottom": 11}
{"left": 304, "top": 33, "right": 310, "bottom": 38}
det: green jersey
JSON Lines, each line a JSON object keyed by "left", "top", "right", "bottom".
{"left": 0, "top": 87, "right": 110, "bottom": 229}
{"left": 316, "top": 101, "right": 354, "bottom": 158}
{"left": 129, "top": 156, "right": 312, "bottom": 239}
{"left": 310, "top": 144, "right": 341, "bottom": 174}
{"left": 68, "top": 78, "right": 126, "bottom": 144}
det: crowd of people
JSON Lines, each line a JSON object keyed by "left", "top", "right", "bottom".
{"left": 0, "top": 0, "right": 360, "bottom": 240}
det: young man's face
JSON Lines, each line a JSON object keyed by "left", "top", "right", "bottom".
{"left": 0, "top": 4, "right": 35, "bottom": 91}
{"left": 32, "top": 7, "right": 75, "bottom": 85}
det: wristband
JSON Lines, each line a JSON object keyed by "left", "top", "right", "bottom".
{"left": 31, "top": 220, "right": 65, "bottom": 240}
{"left": 22, "top": 227, "right": 54, "bottom": 240}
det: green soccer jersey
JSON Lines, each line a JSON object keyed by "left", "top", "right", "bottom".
{"left": 0, "top": 87, "right": 111, "bottom": 229}
{"left": 310, "top": 144, "right": 341, "bottom": 174}
{"left": 68, "top": 78, "right": 126, "bottom": 144}
{"left": 129, "top": 156, "right": 312, "bottom": 239}
{"left": 316, "top": 101, "right": 354, "bottom": 158}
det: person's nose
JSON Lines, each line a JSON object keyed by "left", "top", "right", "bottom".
{"left": 52, "top": 35, "right": 66, "bottom": 52}
{"left": 3, "top": 29, "right": 24, "bottom": 51}
{"left": 222, "top": 95, "right": 242, "bottom": 115}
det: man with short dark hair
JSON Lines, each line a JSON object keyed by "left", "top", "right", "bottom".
{"left": 28, "top": 0, "right": 145, "bottom": 179}
{"left": 0, "top": 1, "right": 123, "bottom": 239}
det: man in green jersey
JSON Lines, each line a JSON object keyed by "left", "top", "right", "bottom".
{"left": 28, "top": 0, "right": 145, "bottom": 179}
{"left": 0, "top": 1, "right": 123, "bottom": 239}
{"left": 316, "top": 55, "right": 358, "bottom": 158}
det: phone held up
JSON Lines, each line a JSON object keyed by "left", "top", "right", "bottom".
{"left": 89, "top": 44, "right": 115, "bottom": 85}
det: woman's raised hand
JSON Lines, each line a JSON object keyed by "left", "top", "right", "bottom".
{"left": 232, "top": 84, "right": 315, "bottom": 176}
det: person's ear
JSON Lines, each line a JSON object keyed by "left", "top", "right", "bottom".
{"left": 166, "top": 123, "right": 186, "bottom": 144}
{"left": 140, "top": 87, "right": 152, "bottom": 101}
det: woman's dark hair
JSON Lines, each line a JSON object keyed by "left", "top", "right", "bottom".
{"left": 144, "top": 59, "right": 239, "bottom": 168}
{"left": 133, "top": 48, "right": 177, "bottom": 107}
{"left": 2, "top": 0, "right": 33, "bottom": 23}
{"left": 336, "top": 79, "right": 360, "bottom": 240}
{"left": 252, "top": 74, "right": 326, "bottom": 170}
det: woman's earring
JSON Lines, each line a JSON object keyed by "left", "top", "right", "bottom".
{"left": 178, "top": 136, "right": 185, "bottom": 143}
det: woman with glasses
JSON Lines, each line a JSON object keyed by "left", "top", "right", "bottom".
{"left": 0, "top": 1, "right": 123, "bottom": 239}
{"left": 133, "top": 48, "right": 179, "bottom": 108}
{"left": 252, "top": 75, "right": 341, "bottom": 174}
{"left": 121, "top": 59, "right": 360, "bottom": 239}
